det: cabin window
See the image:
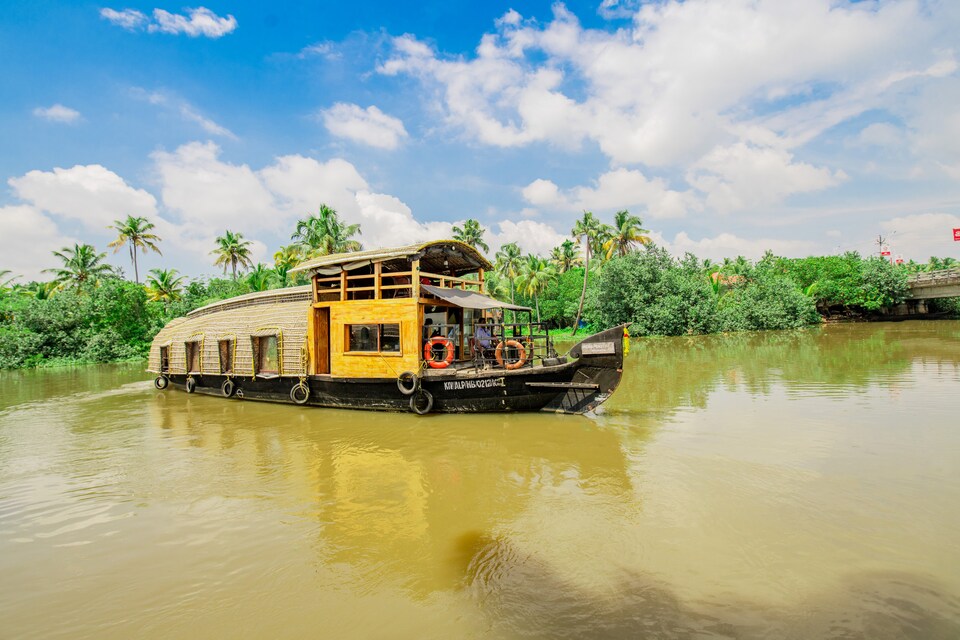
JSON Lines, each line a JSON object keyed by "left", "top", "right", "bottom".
{"left": 218, "top": 339, "right": 233, "bottom": 374}
{"left": 255, "top": 335, "right": 279, "bottom": 374}
{"left": 185, "top": 341, "right": 200, "bottom": 373}
{"left": 159, "top": 346, "right": 169, "bottom": 373}
{"left": 346, "top": 324, "right": 401, "bottom": 353}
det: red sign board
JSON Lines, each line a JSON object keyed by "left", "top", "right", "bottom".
{"left": 954, "top": 227, "right": 960, "bottom": 241}
{"left": 881, "top": 245, "right": 891, "bottom": 256}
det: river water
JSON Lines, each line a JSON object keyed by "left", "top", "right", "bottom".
{"left": 1, "top": 321, "right": 958, "bottom": 639}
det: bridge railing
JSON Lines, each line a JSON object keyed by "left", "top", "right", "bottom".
{"left": 907, "top": 269, "right": 960, "bottom": 286}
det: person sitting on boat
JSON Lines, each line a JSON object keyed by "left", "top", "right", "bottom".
{"left": 473, "top": 318, "right": 494, "bottom": 360}
{"left": 475, "top": 319, "right": 492, "bottom": 349}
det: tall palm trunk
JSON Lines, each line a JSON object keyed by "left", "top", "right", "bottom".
{"left": 572, "top": 243, "right": 590, "bottom": 336}
{"left": 130, "top": 243, "right": 140, "bottom": 284}
{"left": 535, "top": 294, "right": 541, "bottom": 324}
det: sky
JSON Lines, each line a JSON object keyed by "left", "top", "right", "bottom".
{"left": 2, "top": 0, "right": 959, "bottom": 281}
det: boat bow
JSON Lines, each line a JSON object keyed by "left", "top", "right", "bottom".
{"left": 539, "top": 324, "right": 628, "bottom": 414}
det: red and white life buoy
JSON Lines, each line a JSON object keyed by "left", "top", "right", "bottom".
{"left": 424, "top": 337, "right": 455, "bottom": 369}
{"left": 495, "top": 340, "right": 527, "bottom": 370}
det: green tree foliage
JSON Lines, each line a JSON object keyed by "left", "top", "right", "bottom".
{"left": 291, "top": 204, "right": 362, "bottom": 257}
{"left": 585, "top": 247, "right": 820, "bottom": 336}
{"left": 778, "top": 253, "right": 909, "bottom": 312}
{"left": 538, "top": 267, "right": 593, "bottom": 328}
{"left": 571, "top": 211, "right": 604, "bottom": 334}
{"left": 550, "top": 240, "right": 582, "bottom": 274}
{"left": 602, "top": 209, "right": 650, "bottom": 258}
{"left": 45, "top": 243, "right": 114, "bottom": 290}
{"left": 107, "top": 215, "right": 162, "bottom": 284}
{"left": 515, "top": 254, "right": 557, "bottom": 323}
{"left": 246, "top": 263, "right": 273, "bottom": 292}
{"left": 145, "top": 268, "right": 186, "bottom": 303}
{"left": 452, "top": 219, "right": 489, "bottom": 253}
{"left": 211, "top": 230, "right": 254, "bottom": 279}
{"left": 494, "top": 242, "right": 523, "bottom": 304}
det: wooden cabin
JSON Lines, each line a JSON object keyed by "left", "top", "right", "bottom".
{"left": 148, "top": 240, "right": 541, "bottom": 382}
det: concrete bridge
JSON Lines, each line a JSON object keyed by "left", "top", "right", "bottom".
{"left": 890, "top": 269, "right": 960, "bottom": 316}
{"left": 906, "top": 269, "right": 960, "bottom": 300}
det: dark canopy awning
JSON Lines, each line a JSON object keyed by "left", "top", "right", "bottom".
{"left": 421, "top": 285, "right": 531, "bottom": 312}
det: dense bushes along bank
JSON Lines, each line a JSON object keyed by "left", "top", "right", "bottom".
{"left": 514, "top": 247, "right": 953, "bottom": 337}
{"left": 0, "top": 277, "right": 253, "bottom": 369}
{"left": 0, "top": 247, "right": 955, "bottom": 369}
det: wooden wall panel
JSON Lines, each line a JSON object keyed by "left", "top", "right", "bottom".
{"left": 329, "top": 299, "right": 420, "bottom": 379}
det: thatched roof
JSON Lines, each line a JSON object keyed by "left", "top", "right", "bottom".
{"left": 290, "top": 240, "right": 492, "bottom": 276}
{"left": 187, "top": 285, "right": 313, "bottom": 319}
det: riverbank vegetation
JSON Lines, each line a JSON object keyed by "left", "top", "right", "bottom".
{"left": 1, "top": 206, "right": 957, "bottom": 369}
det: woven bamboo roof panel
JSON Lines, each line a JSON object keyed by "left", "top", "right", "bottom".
{"left": 187, "top": 285, "right": 312, "bottom": 319}
{"left": 290, "top": 240, "right": 491, "bottom": 276}
{"left": 148, "top": 296, "right": 311, "bottom": 377}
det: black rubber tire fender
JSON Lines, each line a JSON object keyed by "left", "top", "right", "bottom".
{"left": 154, "top": 376, "right": 169, "bottom": 390}
{"left": 290, "top": 382, "right": 310, "bottom": 405}
{"left": 409, "top": 388, "right": 434, "bottom": 415}
{"left": 185, "top": 377, "right": 197, "bottom": 393}
{"left": 221, "top": 379, "right": 235, "bottom": 397}
{"left": 397, "top": 371, "right": 418, "bottom": 395}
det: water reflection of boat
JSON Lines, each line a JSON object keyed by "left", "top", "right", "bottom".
{"left": 147, "top": 241, "right": 626, "bottom": 414}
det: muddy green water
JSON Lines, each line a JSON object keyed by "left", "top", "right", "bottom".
{"left": 1, "top": 321, "right": 959, "bottom": 639}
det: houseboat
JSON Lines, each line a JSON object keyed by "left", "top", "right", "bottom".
{"left": 147, "top": 240, "right": 626, "bottom": 414}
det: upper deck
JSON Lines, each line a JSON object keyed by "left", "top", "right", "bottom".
{"left": 291, "top": 240, "right": 492, "bottom": 303}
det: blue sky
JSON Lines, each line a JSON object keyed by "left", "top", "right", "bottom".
{"left": 2, "top": 0, "right": 959, "bottom": 281}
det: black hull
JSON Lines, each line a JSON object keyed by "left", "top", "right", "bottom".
{"left": 155, "top": 325, "right": 627, "bottom": 415}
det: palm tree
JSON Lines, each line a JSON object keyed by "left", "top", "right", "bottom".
{"left": 550, "top": 240, "right": 582, "bottom": 274}
{"left": 494, "top": 242, "right": 523, "bottom": 304}
{"left": 516, "top": 254, "right": 556, "bottom": 323}
{"left": 272, "top": 244, "right": 303, "bottom": 288}
{"left": 45, "top": 243, "right": 113, "bottom": 289}
{"left": 211, "top": 230, "right": 254, "bottom": 279}
{"left": 246, "top": 263, "right": 273, "bottom": 292}
{"left": 291, "top": 204, "right": 362, "bottom": 257}
{"left": 602, "top": 210, "right": 650, "bottom": 258}
{"left": 145, "top": 268, "right": 186, "bottom": 302}
{"left": 571, "top": 211, "right": 603, "bottom": 335}
{"left": 23, "top": 281, "right": 57, "bottom": 300}
{"left": 452, "top": 219, "right": 489, "bottom": 253}
{"left": 107, "top": 215, "right": 162, "bottom": 284}
{"left": 0, "top": 270, "right": 17, "bottom": 294}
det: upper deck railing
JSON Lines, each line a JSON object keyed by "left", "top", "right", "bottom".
{"left": 314, "top": 268, "right": 484, "bottom": 302}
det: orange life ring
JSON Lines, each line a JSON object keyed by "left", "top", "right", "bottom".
{"left": 495, "top": 340, "right": 527, "bottom": 370}
{"left": 424, "top": 337, "right": 455, "bottom": 369}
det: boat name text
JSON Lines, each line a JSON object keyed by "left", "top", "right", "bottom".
{"left": 443, "top": 377, "right": 506, "bottom": 391}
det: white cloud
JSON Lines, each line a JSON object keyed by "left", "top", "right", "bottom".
{"left": 260, "top": 155, "right": 369, "bottom": 218}
{"left": 0, "top": 206, "right": 76, "bottom": 282}
{"left": 320, "top": 103, "right": 409, "bottom": 149}
{"left": 664, "top": 231, "right": 817, "bottom": 261}
{"left": 101, "top": 6, "right": 236, "bottom": 38}
{"left": 879, "top": 212, "right": 960, "bottom": 262}
{"left": 487, "top": 220, "right": 566, "bottom": 257}
{"left": 152, "top": 142, "right": 277, "bottom": 233}
{"left": 687, "top": 143, "right": 846, "bottom": 214}
{"left": 523, "top": 168, "right": 697, "bottom": 219}
{"left": 131, "top": 88, "right": 235, "bottom": 139}
{"left": 99, "top": 8, "right": 147, "bottom": 30}
{"left": 8, "top": 165, "right": 157, "bottom": 229}
{"left": 32, "top": 104, "right": 81, "bottom": 124}
{"left": 149, "top": 7, "right": 237, "bottom": 38}
{"left": 379, "top": 1, "right": 957, "bottom": 217}
{"left": 298, "top": 41, "right": 341, "bottom": 60}
{"left": 854, "top": 122, "right": 905, "bottom": 149}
